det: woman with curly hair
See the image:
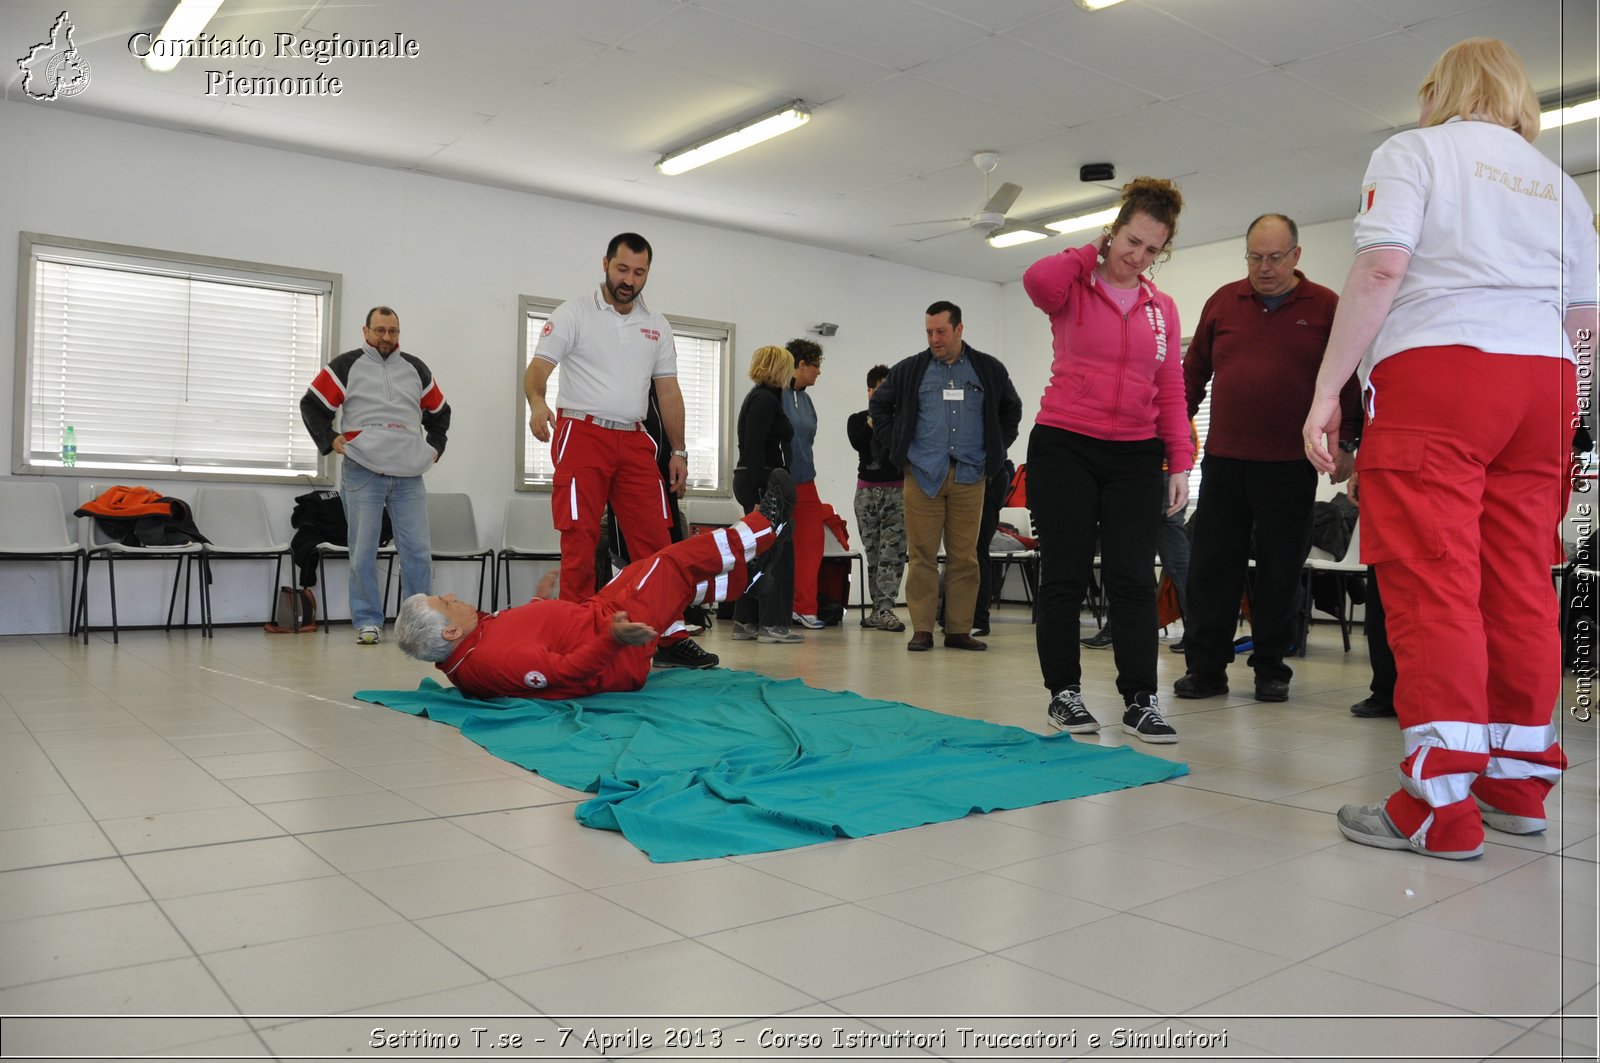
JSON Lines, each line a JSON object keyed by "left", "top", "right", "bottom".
{"left": 1022, "top": 177, "right": 1191, "bottom": 744}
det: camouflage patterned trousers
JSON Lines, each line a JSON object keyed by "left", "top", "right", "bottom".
{"left": 854, "top": 484, "right": 907, "bottom": 611}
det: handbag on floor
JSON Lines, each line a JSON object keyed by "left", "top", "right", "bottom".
{"left": 265, "top": 586, "right": 318, "bottom": 633}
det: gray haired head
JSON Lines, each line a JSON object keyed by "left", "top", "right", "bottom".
{"left": 396, "top": 593, "right": 451, "bottom": 661}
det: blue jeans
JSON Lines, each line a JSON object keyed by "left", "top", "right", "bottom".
{"left": 340, "top": 462, "right": 431, "bottom": 628}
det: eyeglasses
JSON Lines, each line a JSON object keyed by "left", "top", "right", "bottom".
{"left": 367, "top": 326, "right": 400, "bottom": 337}
{"left": 1245, "top": 248, "right": 1297, "bottom": 267}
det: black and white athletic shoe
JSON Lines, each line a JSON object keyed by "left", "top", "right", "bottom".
{"left": 1121, "top": 692, "right": 1178, "bottom": 744}
{"left": 744, "top": 469, "right": 796, "bottom": 600}
{"left": 653, "top": 638, "right": 719, "bottom": 670}
{"left": 1047, "top": 687, "right": 1099, "bottom": 734}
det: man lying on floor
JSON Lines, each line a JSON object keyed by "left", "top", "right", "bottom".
{"left": 395, "top": 471, "right": 794, "bottom": 700}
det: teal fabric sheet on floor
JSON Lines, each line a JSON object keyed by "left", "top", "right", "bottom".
{"left": 357, "top": 669, "right": 1187, "bottom": 863}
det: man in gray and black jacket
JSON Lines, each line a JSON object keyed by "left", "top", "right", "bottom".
{"left": 301, "top": 305, "right": 450, "bottom": 645}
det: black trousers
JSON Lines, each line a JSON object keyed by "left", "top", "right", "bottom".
{"left": 1182, "top": 455, "right": 1317, "bottom": 682}
{"left": 733, "top": 469, "right": 793, "bottom": 629}
{"left": 1365, "top": 565, "right": 1396, "bottom": 704}
{"left": 1028, "top": 425, "right": 1164, "bottom": 698}
{"left": 973, "top": 465, "right": 1009, "bottom": 626}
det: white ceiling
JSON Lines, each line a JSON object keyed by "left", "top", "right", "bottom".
{"left": 4, "top": 0, "right": 1596, "bottom": 283}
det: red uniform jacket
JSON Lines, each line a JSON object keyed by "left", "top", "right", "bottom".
{"left": 438, "top": 598, "right": 645, "bottom": 700}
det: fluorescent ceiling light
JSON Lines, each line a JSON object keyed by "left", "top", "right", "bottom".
{"left": 143, "top": 0, "right": 224, "bottom": 72}
{"left": 1543, "top": 98, "right": 1600, "bottom": 129}
{"left": 1045, "top": 206, "right": 1121, "bottom": 235}
{"left": 987, "top": 229, "right": 1049, "bottom": 248}
{"left": 656, "top": 102, "right": 811, "bottom": 176}
{"left": 1074, "top": 0, "right": 1129, "bottom": 10}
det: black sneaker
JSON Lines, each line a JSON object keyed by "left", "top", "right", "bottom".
{"left": 1080, "top": 629, "right": 1114, "bottom": 649}
{"left": 1173, "top": 671, "right": 1228, "bottom": 699}
{"left": 653, "top": 638, "right": 719, "bottom": 670}
{"left": 1350, "top": 696, "right": 1397, "bottom": 718}
{"left": 1254, "top": 677, "right": 1290, "bottom": 702}
{"left": 1168, "top": 637, "right": 1186, "bottom": 653}
{"left": 1047, "top": 687, "right": 1100, "bottom": 734}
{"left": 745, "top": 470, "right": 796, "bottom": 600}
{"left": 1122, "top": 692, "right": 1178, "bottom": 744}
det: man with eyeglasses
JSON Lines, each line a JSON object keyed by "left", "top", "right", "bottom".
{"left": 1173, "top": 215, "right": 1361, "bottom": 703}
{"left": 301, "top": 306, "right": 450, "bottom": 645}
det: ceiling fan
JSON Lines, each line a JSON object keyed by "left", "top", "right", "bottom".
{"left": 897, "top": 152, "right": 1022, "bottom": 239}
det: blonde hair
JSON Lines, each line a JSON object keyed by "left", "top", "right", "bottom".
{"left": 747, "top": 344, "right": 794, "bottom": 388}
{"left": 1111, "top": 176, "right": 1184, "bottom": 259}
{"left": 1420, "top": 38, "right": 1541, "bottom": 144}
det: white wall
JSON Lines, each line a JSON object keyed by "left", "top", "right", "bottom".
{"left": 6, "top": 98, "right": 1581, "bottom": 636}
{"left": 0, "top": 100, "right": 1001, "bottom": 634}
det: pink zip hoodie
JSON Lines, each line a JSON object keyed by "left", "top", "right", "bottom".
{"left": 1023, "top": 242, "right": 1191, "bottom": 473}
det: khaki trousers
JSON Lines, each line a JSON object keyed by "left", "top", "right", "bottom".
{"left": 903, "top": 466, "right": 984, "bottom": 634}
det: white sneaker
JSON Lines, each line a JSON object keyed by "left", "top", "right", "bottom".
{"left": 1474, "top": 795, "right": 1546, "bottom": 835}
{"left": 356, "top": 625, "right": 381, "bottom": 645}
{"left": 792, "top": 612, "right": 826, "bottom": 629}
{"left": 730, "top": 621, "right": 758, "bottom": 641}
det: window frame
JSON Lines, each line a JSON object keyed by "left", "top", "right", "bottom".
{"left": 13, "top": 231, "right": 342, "bottom": 485}
{"left": 1180, "top": 335, "right": 1209, "bottom": 511}
{"left": 513, "top": 294, "right": 733, "bottom": 496}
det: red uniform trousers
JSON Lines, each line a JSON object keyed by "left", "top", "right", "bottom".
{"left": 790, "top": 479, "right": 825, "bottom": 616}
{"left": 443, "top": 516, "right": 776, "bottom": 700}
{"left": 550, "top": 414, "right": 672, "bottom": 602}
{"left": 599, "top": 516, "right": 768, "bottom": 654}
{"left": 1358, "top": 346, "right": 1572, "bottom": 855}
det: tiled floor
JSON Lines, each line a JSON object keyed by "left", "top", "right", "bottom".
{"left": 0, "top": 608, "right": 1595, "bottom": 1061}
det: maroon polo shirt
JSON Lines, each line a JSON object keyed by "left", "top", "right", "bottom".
{"left": 1183, "top": 271, "right": 1362, "bottom": 462}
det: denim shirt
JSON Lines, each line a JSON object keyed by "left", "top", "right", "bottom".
{"left": 907, "top": 350, "right": 985, "bottom": 497}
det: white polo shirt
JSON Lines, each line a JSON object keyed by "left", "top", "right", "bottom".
{"left": 1354, "top": 117, "right": 1598, "bottom": 382}
{"left": 533, "top": 287, "right": 677, "bottom": 423}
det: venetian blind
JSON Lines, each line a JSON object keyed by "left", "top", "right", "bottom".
{"left": 520, "top": 306, "right": 726, "bottom": 492}
{"left": 25, "top": 244, "right": 330, "bottom": 478}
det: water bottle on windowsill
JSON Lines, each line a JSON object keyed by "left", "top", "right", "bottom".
{"left": 61, "top": 425, "right": 77, "bottom": 468}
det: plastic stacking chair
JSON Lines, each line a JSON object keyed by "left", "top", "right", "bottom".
{"left": 77, "top": 483, "right": 208, "bottom": 644}
{"left": 426, "top": 492, "right": 493, "bottom": 609}
{"left": 1299, "top": 518, "right": 1363, "bottom": 655}
{"left": 0, "top": 480, "right": 85, "bottom": 635}
{"left": 685, "top": 496, "right": 747, "bottom": 531}
{"left": 822, "top": 521, "right": 870, "bottom": 625}
{"left": 315, "top": 538, "right": 397, "bottom": 633}
{"left": 195, "top": 487, "right": 291, "bottom": 634}
{"left": 495, "top": 496, "right": 561, "bottom": 609}
{"left": 993, "top": 506, "right": 1040, "bottom": 611}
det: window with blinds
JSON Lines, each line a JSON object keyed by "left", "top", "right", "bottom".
{"left": 516, "top": 297, "right": 729, "bottom": 493}
{"left": 1181, "top": 337, "right": 1209, "bottom": 509}
{"left": 18, "top": 234, "right": 337, "bottom": 481}
{"left": 1187, "top": 399, "right": 1211, "bottom": 509}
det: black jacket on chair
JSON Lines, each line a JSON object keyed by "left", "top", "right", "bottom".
{"left": 289, "top": 490, "right": 391, "bottom": 587}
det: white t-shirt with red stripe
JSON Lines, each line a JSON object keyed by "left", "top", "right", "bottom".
{"left": 1353, "top": 117, "right": 1598, "bottom": 383}
{"left": 533, "top": 288, "right": 677, "bottom": 424}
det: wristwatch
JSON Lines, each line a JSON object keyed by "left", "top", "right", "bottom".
{"left": 1337, "top": 439, "right": 1359, "bottom": 454}
{"left": 671, "top": 449, "right": 689, "bottom": 458}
